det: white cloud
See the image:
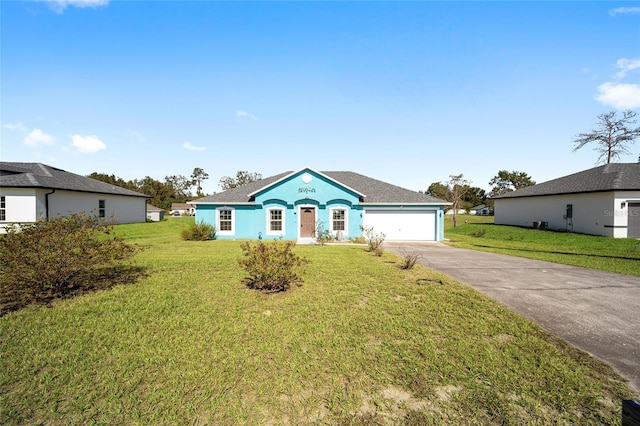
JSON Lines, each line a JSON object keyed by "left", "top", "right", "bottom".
{"left": 614, "top": 58, "right": 640, "bottom": 78}
{"left": 44, "top": 0, "right": 109, "bottom": 13}
{"left": 71, "top": 134, "right": 106, "bottom": 153}
{"left": 3, "top": 121, "right": 28, "bottom": 132}
{"left": 24, "top": 129, "right": 55, "bottom": 147}
{"left": 236, "top": 110, "right": 257, "bottom": 120}
{"left": 594, "top": 82, "right": 640, "bottom": 109}
{"left": 182, "top": 142, "right": 206, "bottom": 151}
{"left": 609, "top": 7, "right": 640, "bottom": 16}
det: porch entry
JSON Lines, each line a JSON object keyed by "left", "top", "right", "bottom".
{"left": 300, "top": 207, "right": 316, "bottom": 238}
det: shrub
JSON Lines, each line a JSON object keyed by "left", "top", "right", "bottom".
{"left": 181, "top": 221, "right": 216, "bottom": 241}
{"left": 400, "top": 251, "right": 421, "bottom": 270}
{"left": 238, "top": 240, "right": 310, "bottom": 292}
{"left": 471, "top": 229, "right": 487, "bottom": 238}
{"left": 359, "top": 225, "right": 386, "bottom": 256}
{"left": 315, "top": 220, "right": 334, "bottom": 245}
{"left": 0, "top": 214, "right": 139, "bottom": 308}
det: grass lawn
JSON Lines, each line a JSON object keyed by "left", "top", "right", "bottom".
{"left": 445, "top": 215, "right": 640, "bottom": 277}
{"left": 1, "top": 217, "right": 638, "bottom": 425}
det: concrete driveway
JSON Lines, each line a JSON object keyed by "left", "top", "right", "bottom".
{"left": 385, "top": 242, "right": 640, "bottom": 392}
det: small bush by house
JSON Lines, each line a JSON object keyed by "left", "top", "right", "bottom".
{"left": 181, "top": 221, "right": 216, "bottom": 241}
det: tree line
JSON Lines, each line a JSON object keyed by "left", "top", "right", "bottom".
{"left": 88, "top": 168, "right": 263, "bottom": 210}
{"left": 425, "top": 170, "right": 536, "bottom": 226}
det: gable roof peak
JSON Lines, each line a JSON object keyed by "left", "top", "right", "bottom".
{"left": 247, "top": 167, "right": 366, "bottom": 198}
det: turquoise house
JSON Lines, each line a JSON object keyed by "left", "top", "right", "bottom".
{"left": 191, "top": 168, "right": 449, "bottom": 242}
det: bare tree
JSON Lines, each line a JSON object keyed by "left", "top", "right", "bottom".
{"left": 446, "top": 174, "right": 470, "bottom": 228}
{"left": 573, "top": 110, "right": 640, "bottom": 164}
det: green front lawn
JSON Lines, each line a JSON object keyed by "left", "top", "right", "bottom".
{"left": 1, "top": 218, "right": 637, "bottom": 424}
{"left": 445, "top": 216, "right": 640, "bottom": 277}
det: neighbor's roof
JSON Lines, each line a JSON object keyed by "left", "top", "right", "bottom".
{"left": 192, "top": 170, "right": 448, "bottom": 205}
{"left": 493, "top": 163, "right": 640, "bottom": 199}
{"left": 0, "top": 162, "right": 148, "bottom": 198}
{"left": 146, "top": 204, "right": 165, "bottom": 212}
{"left": 170, "top": 203, "right": 194, "bottom": 210}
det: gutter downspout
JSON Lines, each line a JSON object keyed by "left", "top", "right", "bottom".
{"left": 44, "top": 189, "right": 56, "bottom": 220}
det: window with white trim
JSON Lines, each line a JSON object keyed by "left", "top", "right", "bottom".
{"left": 0, "top": 196, "right": 6, "bottom": 221}
{"left": 218, "top": 208, "right": 234, "bottom": 234}
{"left": 331, "top": 208, "right": 347, "bottom": 232}
{"left": 98, "top": 199, "right": 106, "bottom": 218}
{"left": 267, "top": 208, "right": 285, "bottom": 235}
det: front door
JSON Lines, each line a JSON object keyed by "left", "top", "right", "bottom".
{"left": 300, "top": 207, "right": 316, "bottom": 238}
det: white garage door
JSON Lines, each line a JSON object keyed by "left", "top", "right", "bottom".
{"left": 363, "top": 209, "right": 436, "bottom": 241}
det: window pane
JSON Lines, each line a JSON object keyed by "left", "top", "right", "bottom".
{"left": 332, "top": 209, "right": 345, "bottom": 231}
{"left": 270, "top": 221, "right": 282, "bottom": 231}
{"left": 270, "top": 209, "right": 283, "bottom": 231}
{"left": 271, "top": 210, "right": 282, "bottom": 221}
{"left": 220, "top": 210, "right": 232, "bottom": 231}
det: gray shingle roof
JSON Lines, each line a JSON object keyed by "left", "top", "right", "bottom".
{"left": 0, "top": 162, "right": 148, "bottom": 198}
{"left": 192, "top": 169, "right": 447, "bottom": 204}
{"left": 493, "top": 163, "right": 640, "bottom": 199}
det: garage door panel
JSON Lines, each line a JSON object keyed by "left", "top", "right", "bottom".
{"left": 363, "top": 210, "right": 436, "bottom": 241}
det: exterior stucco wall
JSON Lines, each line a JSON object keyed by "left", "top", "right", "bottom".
{"left": 195, "top": 202, "right": 365, "bottom": 240}
{"left": 45, "top": 190, "right": 147, "bottom": 224}
{"left": 495, "top": 191, "right": 640, "bottom": 238}
{"left": 1, "top": 188, "right": 146, "bottom": 231}
{"left": 0, "top": 188, "right": 39, "bottom": 231}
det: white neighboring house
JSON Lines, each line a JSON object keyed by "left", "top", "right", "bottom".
{"left": 0, "top": 162, "right": 149, "bottom": 232}
{"left": 170, "top": 203, "right": 195, "bottom": 216}
{"left": 493, "top": 163, "right": 640, "bottom": 238}
{"left": 146, "top": 204, "right": 165, "bottom": 222}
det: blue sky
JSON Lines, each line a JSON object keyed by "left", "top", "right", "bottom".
{"left": 2, "top": 1, "right": 639, "bottom": 196}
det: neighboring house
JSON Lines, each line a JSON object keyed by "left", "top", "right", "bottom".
{"left": 445, "top": 208, "right": 467, "bottom": 215}
{"left": 170, "top": 203, "right": 195, "bottom": 216}
{"left": 146, "top": 204, "right": 165, "bottom": 222}
{"left": 191, "top": 167, "right": 450, "bottom": 242}
{"left": 0, "top": 162, "right": 148, "bottom": 231}
{"left": 470, "top": 204, "right": 491, "bottom": 215}
{"left": 493, "top": 163, "right": 640, "bottom": 238}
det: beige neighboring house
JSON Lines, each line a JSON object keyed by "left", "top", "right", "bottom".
{"left": 146, "top": 204, "right": 165, "bottom": 222}
{"left": 493, "top": 163, "right": 640, "bottom": 238}
{"left": 170, "top": 202, "right": 195, "bottom": 216}
{"left": 0, "top": 162, "right": 149, "bottom": 232}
